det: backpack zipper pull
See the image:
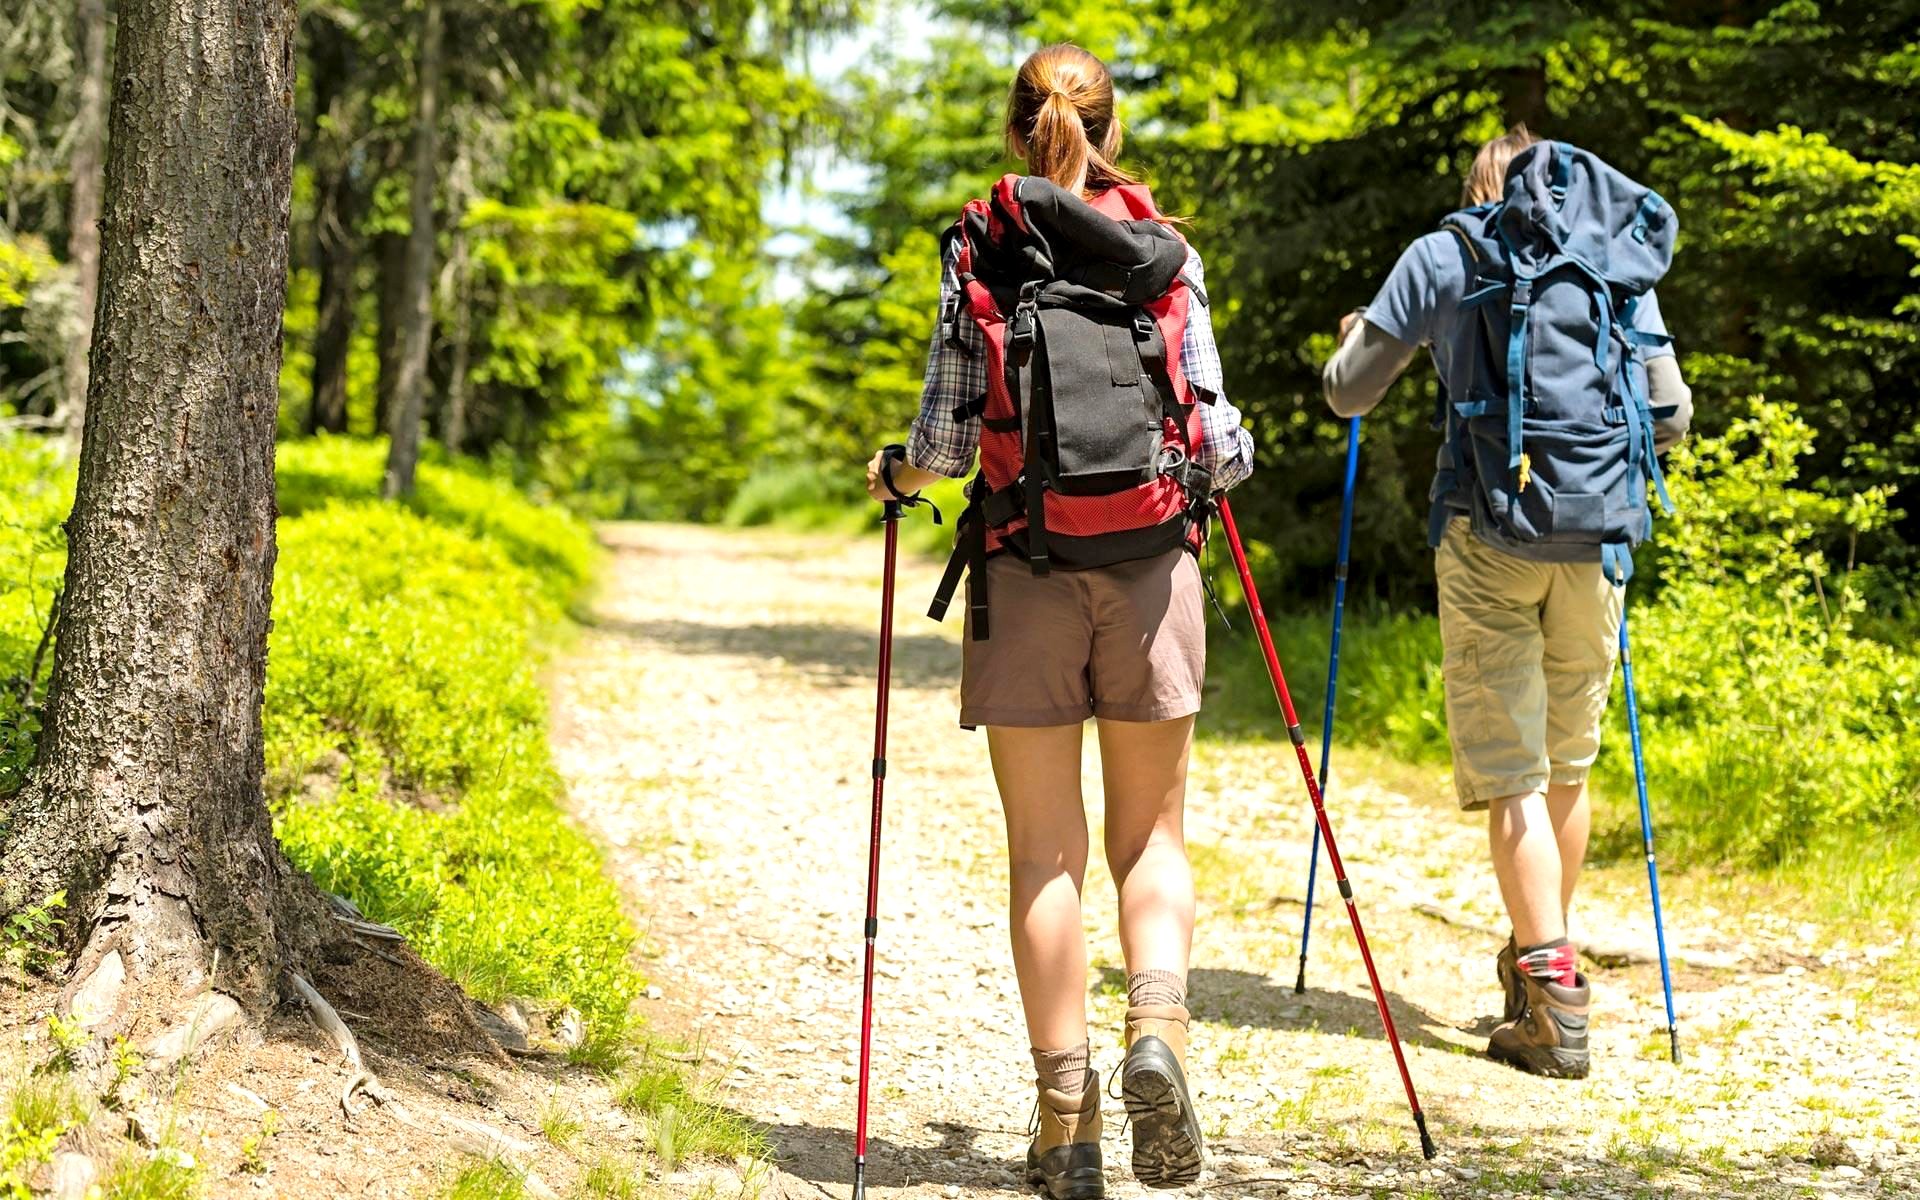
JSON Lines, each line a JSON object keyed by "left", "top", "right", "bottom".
{"left": 1517, "top": 452, "right": 1532, "bottom": 494}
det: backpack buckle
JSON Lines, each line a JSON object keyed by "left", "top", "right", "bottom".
{"left": 1011, "top": 283, "right": 1041, "bottom": 348}
{"left": 1133, "top": 312, "right": 1157, "bottom": 340}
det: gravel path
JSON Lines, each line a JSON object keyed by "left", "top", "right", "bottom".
{"left": 549, "top": 522, "right": 1919, "bottom": 1200}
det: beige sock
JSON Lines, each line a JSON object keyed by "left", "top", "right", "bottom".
{"left": 1127, "top": 968, "right": 1186, "bottom": 1009}
{"left": 1030, "top": 1041, "right": 1090, "bottom": 1094}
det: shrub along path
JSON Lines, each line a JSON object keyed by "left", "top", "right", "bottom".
{"left": 551, "top": 522, "right": 1919, "bottom": 1200}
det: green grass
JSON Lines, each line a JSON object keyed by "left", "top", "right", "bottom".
{"left": 722, "top": 459, "right": 967, "bottom": 558}
{"left": 615, "top": 1047, "right": 765, "bottom": 1169}
{"left": 266, "top": 439, "right": 636, "bottom": 1059}
{"left": 0, "top": 435, "right": 641, "bottom": 1060}
{"left": 437, "top": 1158, "right": 532, "bottom": 1200}
{"left": 573, "top": 1155, "right": 646, "bottom": 1199}
{"left": 97, "top": 1151, "right": 197, "bottom": 1200}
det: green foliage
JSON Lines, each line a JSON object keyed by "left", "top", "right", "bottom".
{"left": 437, "top": 1158, "right": 531, "bottom": 1200}
{"left": 1616, "top": 397, "right": 1916, "bottom": 862}
{"left": 97, "top": 1151, "right": 196, "bottom": 1200}
{"left": 0, "top": 438, "right": 72, "bottom": 798}
{"left": 268, "top": 441, "right": 636, "bottom": 1048}
{"left": 1, "top": 1074, "right": 86, "bottom": 1200}
{"left": 0, "top": 890, "right": 62, "bottom": 978}
{"left": 615, "top": 1049, "right": 766, "bottom": 1168}
{"left": 0, "top": 435, "right": 636, "bottom": 1052}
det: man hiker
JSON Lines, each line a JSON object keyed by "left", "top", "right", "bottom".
{"left": 1319, "top": 125, "right": 1693, "bottom": 1078}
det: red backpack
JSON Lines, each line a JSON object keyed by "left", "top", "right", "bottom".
{"left": 928, "top": 174, "right": 1212, "bottom": 640}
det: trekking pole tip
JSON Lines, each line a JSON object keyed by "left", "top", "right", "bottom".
{"left": 1293, "top": 960, "right": 1308, "bottom": 995}
{"left": 852, "top": 1163, "right": 865, "bottom": 1200}
{"left": 1414, "top": 1111, "right": 1436, "bottom": 1160}
{"left": 1669, "top": 1028, "right": 1682, "bottom": 1066}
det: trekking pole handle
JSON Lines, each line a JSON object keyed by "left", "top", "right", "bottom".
{"left": 879, "top": 444, "right": 943, "bottom": 525}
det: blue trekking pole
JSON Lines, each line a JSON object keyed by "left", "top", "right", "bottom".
{"left": 1295, "top": 415, "right": 1361, "bottom": 994}
{"left": 1617, "top": 598, "right": 1681, "bottom": 1065}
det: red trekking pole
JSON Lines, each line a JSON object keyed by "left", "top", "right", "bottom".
{"left": 1215, "top": 497, "right": 1436, "bottom": 1160}
{"left": 853, "top": 446, "right": 938, "bottom": 1199}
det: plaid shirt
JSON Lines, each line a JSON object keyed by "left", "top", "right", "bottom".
{"left": 906, "top": 242, "right": 1254, "bottom": 490}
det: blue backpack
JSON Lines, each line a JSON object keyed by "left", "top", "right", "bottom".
{"left": 1430, "top": 141, "right": 1678, "bottom": 584}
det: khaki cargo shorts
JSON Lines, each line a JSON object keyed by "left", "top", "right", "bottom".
{"left": 960, "top": 546, "right": 1205, "bottom": 727}
{"left": 1434, "top": 518, "right": 1623, "bottom": 810}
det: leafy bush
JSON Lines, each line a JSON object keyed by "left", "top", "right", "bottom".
{"left": 277, "top": 437, "right": 599, "bottom": 606}
{"left": 267, "top": 460, "right": 635, "bottom": 1052}
{"left": 0, "top": 438, "right": 73, "bottom": 798}
{"left": 1209, "top": 398, "right": 1920, "bottom": 877}
{"left": 1608, "top": 398, "right": 1918, "bottom": 863}
{"left": 0, "top": 435, "right": 637, "bottom": 1055}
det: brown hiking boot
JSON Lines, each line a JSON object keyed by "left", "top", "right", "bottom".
{"left": 1026, "top": 1067, "right": 1104, "bottom": 1199}
{"left": 1496, "top": 936, "right": 1527, "bottom": 1025}
{"left": 1120, "top": 1004, "right": 1203, "bottom": 1187}
{"left": 1488, "top": 971, "right": 1591, "bottom": 1079}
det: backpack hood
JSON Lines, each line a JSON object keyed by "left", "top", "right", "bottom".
{"left": 1498, "top": 142, "right": 1674, "bottom": 293}
{"left": 972, "top": 174, "right": 1188, "bottom": 305}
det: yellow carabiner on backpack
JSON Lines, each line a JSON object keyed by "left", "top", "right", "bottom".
{"left": 1517, "top": 452, "right": 1532, "bottom": 494}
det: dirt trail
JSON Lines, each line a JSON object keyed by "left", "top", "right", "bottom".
{"left": 550, "top": 522, "right": 1919, "bottom": 1199}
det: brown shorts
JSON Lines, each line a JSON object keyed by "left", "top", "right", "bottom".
{"left": 960, "top": 547, "right": 1206, "bottom": 727}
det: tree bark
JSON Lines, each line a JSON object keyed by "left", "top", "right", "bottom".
{"left": 1501, "top": 62, "right": 1549, "bottom": 131}
{"left": 305, "top": 11, "right": 356, "bottom": 436}
{"left": 59, "top": 0, "right": 110, "bottom": 443}
{"left": 440, "top": 224, "right": 471, "bottom": 454}
{"left": 381, "top": 0, "right": 443, "bottom": 499}
{"left": 374, "top": 228, "right": 406, "bottom": 434}
{"left": 0, "top": 0, "right": 328, "bottom": 1025}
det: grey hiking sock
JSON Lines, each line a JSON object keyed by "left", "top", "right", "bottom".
{"left": 1031, "top": 1041, "right": 1091, "bottom": 1094}
{"left": 1126, "top": 969, "right": 1186, "bottom": 1009}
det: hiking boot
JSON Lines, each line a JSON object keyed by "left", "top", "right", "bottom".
{"left": 1026, "top": 1067, "right": 1104, "bottom": 1199}
{"left": 1488, "top": 972, "right": 1591, "bottom": 1079}
{"left": 1121, "top": 1004, "right": 1204, "bottom": 1187}
{"left": 1496, "top": 936, "right": 1527, "bottom": 1025}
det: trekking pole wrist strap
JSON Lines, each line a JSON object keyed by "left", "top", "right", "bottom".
{"left": 880, "top": 444, "right": 943, "bottom": 524}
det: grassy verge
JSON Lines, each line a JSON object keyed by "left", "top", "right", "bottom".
{"left": 0, "top": 435, "right": 639, "bottom": 1061}
{"left": 266, "top": 438, "right": 639, "bottom": 1062}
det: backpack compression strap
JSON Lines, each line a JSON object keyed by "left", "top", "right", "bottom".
{"left": 927, "top": 471, "right": 992, "bottom": 640}
{"left": 1009, "top": 282, "right": 1051, "bottom": 576}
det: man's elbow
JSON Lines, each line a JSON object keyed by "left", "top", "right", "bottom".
{"left": 1321, "top": 366, "right": 1378, "bottom": 420}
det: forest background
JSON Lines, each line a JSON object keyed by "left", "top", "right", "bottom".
{"left": 2, "top": 0, "right": 1916, "bottom": 1016}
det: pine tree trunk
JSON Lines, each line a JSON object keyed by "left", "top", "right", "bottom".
{"left": 305, "top": 12, "right": 356, "bottom": 436}
{"left": 374, "top": 228, "right": 406, "bottom": 434}
{"left": 59, "top": 0, "right": 110, "bottom": 442}
{"left": 1501, "top": 63, "right": 1549, "bottom": 130}
{"left": 441, "top": 224, "right": 471, "bottom": 454}
{"left": 381, "top": 0, "right": 442, "bottom": 499}
{"left": 0, "top": 0, "right": 328, "bottom": 1026}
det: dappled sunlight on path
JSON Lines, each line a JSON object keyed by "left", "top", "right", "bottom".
{"left": 549, "top": 522, "right": 1920, "bottom": 1199}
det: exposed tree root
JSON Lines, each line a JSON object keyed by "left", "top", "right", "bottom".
{"left": 287, "top": 970, "right": 416, "bottom": 1123}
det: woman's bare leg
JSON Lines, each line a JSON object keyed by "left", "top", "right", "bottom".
{"left": 988, "top": 723, "right": 1092, "bottom": 1051}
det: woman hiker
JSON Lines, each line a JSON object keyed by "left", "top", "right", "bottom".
{"left": 863, "top": 43, "right": 1254, "bottom": 1197}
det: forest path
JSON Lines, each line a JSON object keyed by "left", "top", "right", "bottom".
{"left": 549, "top": 522, "right": 1918, "bottom": 1200}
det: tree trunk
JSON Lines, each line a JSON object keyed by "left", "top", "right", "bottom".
{"left": 1501, "top": 62, "right": 1549, "bottom": 131}
{"left": 381, "top": 0, "right": 442, "bottom": 499}
{"left": 374, "top": 228, "right": 406, "bottom": 434}
{"left": 0, "top": 0, "right": 328, "bottom": 1029}
{"left": 441, "top": 225, "right": 471, "bottom": 454}
{"left": 58, "top": 0, "right": 110, "bottom": 443}
{"left": 305, "top": 12, "right": 356, "bottom": 436}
